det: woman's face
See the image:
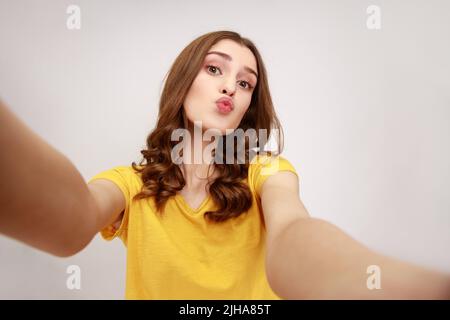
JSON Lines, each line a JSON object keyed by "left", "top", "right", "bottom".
{"left": 183, "top": 39, "right": 258, "bottom": 135}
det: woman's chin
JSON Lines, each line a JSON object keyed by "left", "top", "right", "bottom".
{"left": 199, "top": 120, "right": 235, "bottom": 136}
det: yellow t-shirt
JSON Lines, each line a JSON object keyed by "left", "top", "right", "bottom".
{"left": 88, "top": 154, "right": 299, "bottom": 299}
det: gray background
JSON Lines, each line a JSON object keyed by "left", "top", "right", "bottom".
{"left": 0, "top": 0, "right": 449, "bottom": 299}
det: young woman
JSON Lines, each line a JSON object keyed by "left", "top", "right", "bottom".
{"left": 0, "top": 30, "right": 449, "bottom": 300}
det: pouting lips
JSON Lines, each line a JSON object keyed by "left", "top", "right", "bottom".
{"left": 216, "top": 102, "right": 233, "bottom": 114}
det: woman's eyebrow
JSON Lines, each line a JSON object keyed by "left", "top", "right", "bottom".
{"left": 206, "top": 51, "right": 258, "bottom": 79}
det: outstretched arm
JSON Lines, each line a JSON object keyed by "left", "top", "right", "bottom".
{"left": 261, "top": 171, "right": 450, "bottom": 299}
{"left": 0, "top": 99, "right": 99, "bottom": 257}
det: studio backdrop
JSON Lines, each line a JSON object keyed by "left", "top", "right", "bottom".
{"left": 0, "top": 0, "right": 449, "bottom": 299}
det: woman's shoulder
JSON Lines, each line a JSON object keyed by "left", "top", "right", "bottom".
{"left": 247, "top": 153, "right": 298, "bottom": 193}
{"left": 89, "top": 163, "right": 145, "bottom": 186}
{"left": 249, "top": 152, "right": 291, "bottom": 168}
{"left": 108, "top": 164, "right": 144, "bottom": 176}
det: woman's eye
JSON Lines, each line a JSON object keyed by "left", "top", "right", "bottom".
{"left": 239, "top": 81, "right": 252, "bottom": 89}
{"left": 207, "top": 65, "right": 221, "bottom": 75}
{"left": 207, "top": 65, "right": 254, "bottom": 90}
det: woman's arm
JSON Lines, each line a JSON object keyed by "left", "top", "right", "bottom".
{"left": 267, "top": 217, "right": 450, "bottom": 299}
{"left": 0, "top": 99, "right": 100, "bottom": 257}
{"left": 261, "top": 171, "right": 450, "bottom": 299}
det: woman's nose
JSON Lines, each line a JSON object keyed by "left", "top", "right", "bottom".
{"left": 221, "top": 78, "right": 236, "bottom": 95}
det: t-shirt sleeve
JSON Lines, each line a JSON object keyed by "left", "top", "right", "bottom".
{"left": 87, "top": 166, "right": 132, "bottom": 243}
{"left": 250, "top": 154, "right": 299, "bottom": 199}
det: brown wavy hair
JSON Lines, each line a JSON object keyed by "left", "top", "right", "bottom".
{"left": 131, "top": 30, "right": 284, "bottom": 223}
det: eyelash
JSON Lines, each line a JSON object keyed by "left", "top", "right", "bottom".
{"left": 206, "top": 65, "right": 254, "bottom": 90}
